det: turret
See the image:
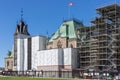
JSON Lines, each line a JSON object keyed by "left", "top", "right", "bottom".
{"left": 14, "top": 20, "right": 30, "bottom": 35}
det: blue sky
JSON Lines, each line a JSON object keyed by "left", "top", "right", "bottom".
{"left": 0, "top": 0, "right": 118, "bottom": 67}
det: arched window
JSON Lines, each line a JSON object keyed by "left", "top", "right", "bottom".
{"left": 70, "top": 44, "right": 73, "bottom": 48}
{"left": 7, "top": 61, "right": 9, "bottom": 66}
{"left": 57, "top": 40, "right": 62, "bottom": 48}
{"left": 50, "top": 46, "right": 52, "bottom": 49}
{"left": 11, "top": 61, "right": 13, "bottom": 66}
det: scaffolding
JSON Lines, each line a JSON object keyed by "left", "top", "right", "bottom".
{"left": 77, "top": 4, "right": 120, "bottom": 73}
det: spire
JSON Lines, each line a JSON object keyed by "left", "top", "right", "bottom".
{"left": 46, "top": 30, "right": 49, "bottom": 38}
{"left": 14, "top": 9, "right": 30, "bottom": 35}
{"left": 21, "top": 8, "right": 23, "bottom": 21}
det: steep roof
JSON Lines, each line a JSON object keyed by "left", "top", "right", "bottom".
{"left": 14, "top": 20, "right": 30, "bottom": 35}
{"left": 5, "top": 46, "right": 14, "bottom": 58}
{"left": 6, "top": 51, "right": 13, "bottom": 58}
{"left": 49, "top": 19, "right": 84, "bottom": 42}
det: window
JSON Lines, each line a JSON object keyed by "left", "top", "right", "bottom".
{"left": 50, "top": 46, "right": 52, "bottom": 49}
{"left": 7, "top": 61, "right": 9, "bottom": 66}
{"left": 57, "top": 40, "right": 62, "bottom": 48}
{"left": 70, "top": 44, "right": 73, "bottom": 48}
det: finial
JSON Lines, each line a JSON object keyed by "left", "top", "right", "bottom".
{"left": 46, "top": 30, "right": 48, "bottom": 38}
{"left": 21, "top": 8, "right": 23, "bottom": 20}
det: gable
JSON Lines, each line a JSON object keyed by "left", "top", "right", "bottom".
{"left": 49, "top": 19, "right": 84, "bottom": 42}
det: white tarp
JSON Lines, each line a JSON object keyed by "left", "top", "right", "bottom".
{"left": 37, "top": 49, "right": 63, "bottom": 66}
{"left": 36, "top": 48, "right": 78, "bottom": 70}
{"left": 31, "top": 36, "right": 46, "bottom": 70}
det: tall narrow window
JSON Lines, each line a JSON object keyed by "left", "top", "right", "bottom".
{"left": 7, "top": 61, "right": 9, "bottom": 66}
{"left": 66, "top": 25, "right": 69, "bottom": 36}
{"left": 57, "top": 40, "right": 62, "bottom": 48}
{"left": 66, "top": 25, "right": 69, "bottom": 48}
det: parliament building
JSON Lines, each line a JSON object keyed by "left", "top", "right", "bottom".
{"left": 5, "top": 3, "right": 120, "bottom": 78}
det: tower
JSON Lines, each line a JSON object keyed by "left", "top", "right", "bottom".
{"left": 13, "top": 18, "right": 30, "bottom": 71}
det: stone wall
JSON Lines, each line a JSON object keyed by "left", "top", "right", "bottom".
{"left": 5, "top": 57, "right": 13, "bottom": 71}
{"left": 47, "top": 37, "right": 77, "bottom": 49}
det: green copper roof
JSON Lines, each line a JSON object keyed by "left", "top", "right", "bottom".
{"left": 49, "top": 19, "right": 84, "bottom": 42}
{"left": 6, "top": 51, "right": 13, "bottom": 58}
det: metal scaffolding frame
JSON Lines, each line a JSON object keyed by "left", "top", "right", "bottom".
{"left": 77, "top": 4, "right": 120, "bottom": 73}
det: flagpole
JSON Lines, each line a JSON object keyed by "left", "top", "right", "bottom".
{"left": 115, "top": 0, "right": 117, "bottom": 4}
{"left": 68, "top": 2, "right": 73, "bottom": 19}
{"left": 68, "top": 6, "right": 71, "bottom": 19}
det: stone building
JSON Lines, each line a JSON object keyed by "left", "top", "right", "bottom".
{"left": 5, "top": 18, "right": 83, "bottom": 77}
{"left": 47, "top": 19, "right": 84, "bottom": 49}
{"left": 5, "top": 51, "right": 13, "bottom": 71}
